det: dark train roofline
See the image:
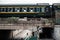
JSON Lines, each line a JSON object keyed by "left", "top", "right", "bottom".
{"left": 1, "top": 3, "right": 60, "bottom": 6}
{"left": 53, "top": 3, "right": 60, "bottom": 5}
{"left": 0, "top": 3, "right": 49, "bottom": 6}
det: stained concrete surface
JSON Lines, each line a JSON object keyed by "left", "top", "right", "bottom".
{"left": 0, "top": 25, "right": 59, "bottom": 40}
{"left": 12, "top": 25, "right": 60, "bottom": 40}
{"left": 53, "top": 25, "right": 60, "bottom": 40}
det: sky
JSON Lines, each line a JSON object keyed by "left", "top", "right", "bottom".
{"left": 0, "top": 0, "right": 60, "bottom": 5}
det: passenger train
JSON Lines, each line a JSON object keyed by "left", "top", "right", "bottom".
{"left": 0, "top": 3, "right": 54, "bottom": 18}
{"left": 53, "top": 3, "right": 60, "bottom": 24}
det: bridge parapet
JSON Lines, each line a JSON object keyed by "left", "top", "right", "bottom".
{"left": 0, "top": 18, "right": 54, "bottom": 30}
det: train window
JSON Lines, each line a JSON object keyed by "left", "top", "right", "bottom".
{"left": 0, "top": 8, "right": 1, "bottom": 12}
{"left": 27, "top": 8, "right": 29, "bottom": 12}
{"left": 20, "top": 8, "right": 22, "bottom": 12}
{"left": 29, "top": 8, "right": 34, "bottom": 12}
{"left": 5, "top": 8, "right": 13, "bottom": 12}
{"left": 45, "top": 7, "right": 49, "bottom": 12}
{"left": 13, "top": 8, "right": 15, "bottom": 12}
{"left": 5, "top": 8, "right": 8, "bottom": 12}
{"left": 1, "top": 8, "right": 5, "bottom": 12}
{"left": 40, "top": 8, "right": 42, "bottom": 12}
{"left": 41, "top": 7, "right": 45, "bottom": 12}
{"left": 36, "top": 8, "right": 40, "bottom": 12}
{"left": 22, "top": 8, "right": 27, "bottom": 12}
{"left": 34, "top": 8, "right": 41, "bottom": 12}
{"left": 4, "top": 8, "right": 6, "bottom": 12}
{"left": 34, "top": 8, "right": 36, "bottom": 12}
{"left": 8, "top": 8, "right": 12, "bottom": 12}
{"left": 15, "top": 8, "right": 20, "bottom": 12}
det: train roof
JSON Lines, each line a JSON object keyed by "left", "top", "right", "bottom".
{"left": 0, "top": 3, "right": 49, "bottom": 6}
{"left": 53, "top": 3, "right": 60, "bottom": 5}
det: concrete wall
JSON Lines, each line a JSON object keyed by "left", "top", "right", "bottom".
{"left": 53, "top": 25, "right": 60, "bottom": 40}
{"left": 13, "top": 30, "right": 32, "bottom": 39}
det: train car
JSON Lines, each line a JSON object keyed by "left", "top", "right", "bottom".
{"left": 53, "top": 3, "right": 60, "bottom": 24}
{"left": 0, "top": 3, "right": 52, "bottom": 18}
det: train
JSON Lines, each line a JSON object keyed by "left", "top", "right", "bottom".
{"left": 0, "top": 3, "right": 55, "bottom": 18}
{"left": 53, "top": 3, "right": 60, "bottom": 24}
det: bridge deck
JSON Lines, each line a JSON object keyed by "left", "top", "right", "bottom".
{"left": 0, "top": 18, "right": 53, "bottom": 30}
